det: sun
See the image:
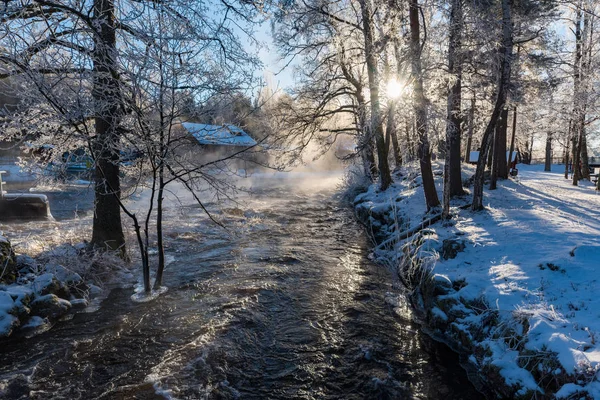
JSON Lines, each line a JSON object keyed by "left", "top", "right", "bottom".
{"left": 386, "top": 78, "right": 405, "bottom": 99}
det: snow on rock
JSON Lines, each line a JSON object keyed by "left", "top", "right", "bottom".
{"left": 0, "top": 253, "right": 91, "bottom": 339}
{"left": 31, "top": 273, "right": 69, "bottom": 298}
{"left": 354, "top": 163, "right": 600, "bottom": 398}
{"left": 70, "top": 298, "right": 89, "bottom": 310}
{"left": 43, "top": 264, "right": 83, "bottom": 285}
{"left": 30, "top": 294, "right": 71, "bottom": 318}
{"left": 0, "top": 290, "right": 22, "bottom": 337}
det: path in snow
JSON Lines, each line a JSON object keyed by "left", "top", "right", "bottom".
{"left": 434, "top": 164, "right": 600, "bottom": 396}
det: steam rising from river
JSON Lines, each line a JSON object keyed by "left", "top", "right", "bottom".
{"left": 0, "top": 152, "right": 480, "bottom": 399}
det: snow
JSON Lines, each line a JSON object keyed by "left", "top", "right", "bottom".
{"left": 43, "top": 264, "right": 82, "bottom": 285}
{"left": 181, "top": 123, "right": 257, "bottom": 147}
{"left": 31, "top": 273, "right": 55, "bottom": 294}
{"left": 359, "top": 163, "right": 600, "bottom": 397}
{"left": 0, "top": 291, "right": 18, "bottom": 336}
{"left": 130, "top": 284, "right": 168, "bottom": 303}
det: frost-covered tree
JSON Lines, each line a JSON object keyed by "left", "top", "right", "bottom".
{"left": 0, "top": 0, "right": 261, "bottom": 264}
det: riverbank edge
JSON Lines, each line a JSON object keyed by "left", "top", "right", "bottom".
{"left": 351, "top": 201, "right": 505, "bottom": 398}
{"left": 350, "top": 180, "right": 585, "bottom": 400}
{"left": 0, "top": 240, "right": 134, "bottom": 340}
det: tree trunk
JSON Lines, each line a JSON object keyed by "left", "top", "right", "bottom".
{"left": 154, "top": 61, "right": 167, "bottom": 289}
{"left": 356, "top": 93, "right": 378, "bottom": 180}
{"left": 385, "top": 46, "right": 402, "bottom": 169}
{"left": 90, "top": 0, "right": 126, "bottom": 256}
{"left": 364, "top": 136, "right": 377, "bottom": 179}
{"left": 507, "top": 107, "right": 517, "bottom": 176}
{"left": 405, "top": 120, "right": 413, "bottom": 161}
{"left": 489, "top": 118, "right": 500, "bottom": 190}
{"left": 496, "top": 108, "right": 508, "bottom": 179}
{"left": 410, "top": 0, "right": 440, "bottom": 210}
{"left": 443, "top": 0, "right": 465, "bottom": 217}
{"left": 153, "top": 170, "right": 166, "bottom": 289}
{"left": 572, "top": 132, "right": 580, "bottom": 184}
{"left": 581, "top": 131, "right": 590, "bottom": 180}
{"left": 464, "top": 96, "right": 475, "bottom": 163}
{"left": 579, "top": 8, "right": 593, "bottom": 181}
{"left": 472, "top": 0, "right": 512, "bottom": 210}
{"left": 528, "top": 135, "right": 534, "bottom": 164}
{"left": 544, "top": 132, "right": 552, "bottom": 171}
{"left": 572, "top": 2, "right": 583, "bottom": 186}
{"left": 487, "top": 143, "right": 493, "bottom": 170}
{"left": 387, "top": 101, "right": 402, "bottom": 168}
{"left": 564, "top": 121, "right": 570, "bottom": 179}
{"left": 359, "top": 0, "right": 392, "bottom": 190}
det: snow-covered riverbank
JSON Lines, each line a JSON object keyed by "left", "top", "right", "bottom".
{"left": 355, "top": 163, "right": 600, "bottom": 399}
{"left": 0, "top": 239, "right": 135, "bottom": 339}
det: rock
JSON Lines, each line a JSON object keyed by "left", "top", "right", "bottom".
{"left": 30, "top": 294, "right": 71, "bottom": 319}
{"left": 432, "top": 274, "right": 453, "bottom": 295}
{"left": 31, "top": 273, "right": 70, "bottom": 299}
{"left": 0, "top": 290, "right": 17, "bottom": 314}
{"left": 88, "top": 284, "right": 103, "bottom": 298}
{"left": 0, "top": 313, "right": 19, "bottom": 337}
{"left": 2, "top": 286, "right": 34, "bottom": 325}
{"left": 5, "top": 285, "right": 34, "bottom": 306}
{"left": 441, "top": 239, "right": 466, "bottom": 260}
{"left": 0, "top": 291, "right": 19, "bottom": 337}
{"left": 16, "top": 254, "right": 39, "bottom": 274}
{"left": 45, "top": 244, "right": 79, "bottom": 258}
{"left": 70, "top": 298, "right": 88, "bottom": 310}
{"left": 43, "top": 264, "right": 82, "bottom": 285}
{"left": 74, "top": 242, "right": 88, "bottom": 252}
{"left": 0, "top": 236, "right": 17, "bottom": 284}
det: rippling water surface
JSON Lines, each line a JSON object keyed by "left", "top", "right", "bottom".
{"left": 0, "top": 172, "right": 480, "bottom": 399}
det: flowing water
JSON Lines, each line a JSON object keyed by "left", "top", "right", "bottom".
{"left": 0, "top": 173, "right": 480, "bottom": 399}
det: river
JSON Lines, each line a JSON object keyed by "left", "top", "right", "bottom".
{"left": 0, "top": 172, "right": 480, "bottom": 399}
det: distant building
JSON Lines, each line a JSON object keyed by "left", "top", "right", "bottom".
{"left": 588, "top": 157, "right": 600, "bottom": 168}
{"left": 175, "top": 122, "right": 262, "bottom": 171}
{"left": 181, "top": 123, "right": 257, "bottom": 148}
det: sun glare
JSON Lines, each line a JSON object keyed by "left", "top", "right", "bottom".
{"left": 386, "top": 78, "right": 405, "bottom": 99}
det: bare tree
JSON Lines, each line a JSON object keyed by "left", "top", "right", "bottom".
{"left": 358, "top": 0, "right": 392, "bottom": 190}
{"left": 0, "top": 0, "right": 262, "bottom": 291}
{"left": 409, "top": 0, "right": 440, "bottom": 210}
{"left": 471, "top": 0, "right": 513, "bottom": 211}
{"left": 443, "top": 0, "right": 466, "bottom": 217}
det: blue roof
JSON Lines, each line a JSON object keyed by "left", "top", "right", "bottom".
{"left": 182, "top": 123, "right": 257, "bottom": 147}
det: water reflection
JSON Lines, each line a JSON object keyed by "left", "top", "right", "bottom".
{"left": 0, "top": 173, "right": 480, "bottom": 399}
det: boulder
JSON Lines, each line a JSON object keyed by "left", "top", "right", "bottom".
{"left": 5, "top": 286, "right": 34, "bottom": 320}
{"left": 0, "top": 291, "right": 19, "bottom": 337}
{"left": 70, "top": 298, "right": 89, "bottom": 310}
{"left": 16, "top": 254, "right": 39, "bottom": 274}
{"left": 43, "top": 264, "right": 83, "bottom": 286}
{"left": 31, "top": 273, "right": 70, "bottom": 299}
{"left": 441, "top": 239, "right": 466, "bottom": 260}
{"left": 30, "top": 294, "right": 71, "bottom": 319}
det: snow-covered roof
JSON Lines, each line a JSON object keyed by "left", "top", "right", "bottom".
{"left": 181, "top": 123, "right": 257, "bottom": 147}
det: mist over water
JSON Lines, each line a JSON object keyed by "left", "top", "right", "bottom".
{"left": 0, "top": 170, "right": 479, "bottom": 399}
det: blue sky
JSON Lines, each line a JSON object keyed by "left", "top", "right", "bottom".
{"left": 251, "top": 22, "right": 295, "bottom": 91}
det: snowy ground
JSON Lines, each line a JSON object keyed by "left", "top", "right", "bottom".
{"left": 357, "top": 163, "right": 600, "bottom": 398}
